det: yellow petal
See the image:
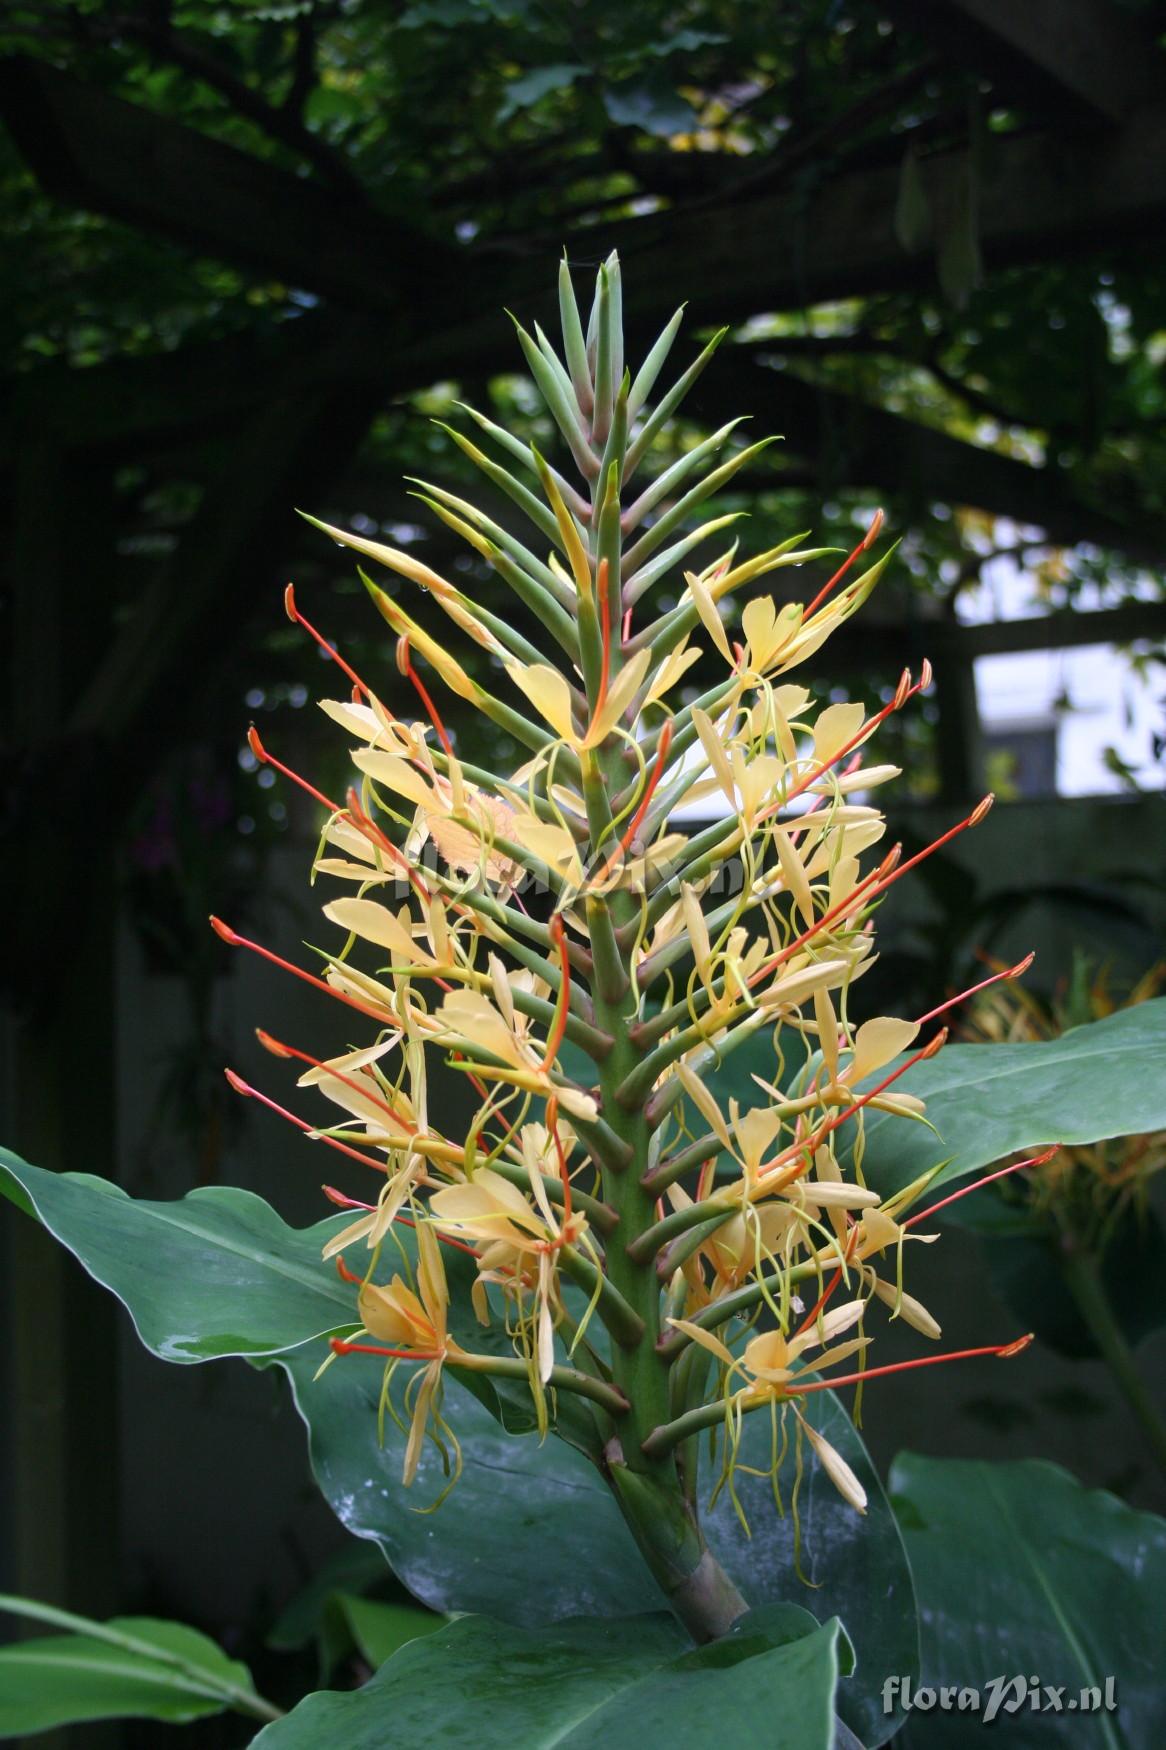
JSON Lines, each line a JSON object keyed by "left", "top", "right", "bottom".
{"left": 667, "top": 1317, "right": 734, "bottom": 1366}
{"left": 505, "top": 662, "right": 577, "bottom": 743}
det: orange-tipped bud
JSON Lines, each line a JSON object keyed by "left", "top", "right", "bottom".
{"left": 970, "top": 792, "right": 995, "bottom": 827}
{"left": 247, "top": 725, "right": 268, "bottom": 763}
{"left": 255, "top": 1028, "right": 293, "bottom": 1058}
{"left": 210, "top": 915, "right": 241, "bottom": 945}
{"left": 323, "top": 1184, "right": 375, "bottom": 1210}
{"left": 862, "top": 507, "right": 885, "bottom": 549}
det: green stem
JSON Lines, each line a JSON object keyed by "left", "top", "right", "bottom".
{"left": 0, "top": 1595, "right": 283, "bottom": 1723}
{"left": 1061, "top": 1242, "right": 1166, "bottom": 1477}
{"left": 455, "top": 1352, "right": 629, "bottom": 1417}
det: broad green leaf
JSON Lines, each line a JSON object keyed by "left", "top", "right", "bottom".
{"left": 711, "top": 1002, "right": 1166, "bottom": 1202}
{"left": 890, "top": 1454, "right": 1166, "bottom": 1748}
{"left": 0, "top": 1602, "right": 268, "bottom": 1735}
{"left": 0, "top": 1150, "right": 354, "bottom": 1360}
{"left": 273, "top": 1337, "right": 912, "bottom": 1746}
{"left": 857, "top": 1001, "right": 1166, "bottom": 1198}
{"left": 2, "top": 1143, "right": 911, "bottom": 1739}
{"left": 498, "top": 64, "right": 585, "bottom": 121}
{"left": 705, "top": 1391, "right": 917, "bottom": 1748}
{"left": 334, "top": 1594, "right": 445, "bottom": 1668}
{"left": 249, "top": 1606, "right": 848, "bottom": 1749}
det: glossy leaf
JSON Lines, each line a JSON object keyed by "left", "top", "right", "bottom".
{"left": 2, "top": 1144, "right": 912, "bottom": 1740}
{"left": 857, "top": 1000, "right": 1166, "bottom": 1197}
{"left": 273, "top": 1337, "right": 913, "bottom": 1746}
{"left": 709, "top": 1001, "right": 1166, "bottom": 1200}
{"left": 250, "top": 1606, "right": 848, "bottom": 1749}
{"left": 0, "top": 1150, "right": 356, "bottom": 1361}
{"left": 890, "top": 1453, "right": 1166, "bottom": 1748}
{"left": 0, "top": 1601, "right": 267, "bottom": 1735}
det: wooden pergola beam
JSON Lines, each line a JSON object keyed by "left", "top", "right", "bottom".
{"left": 4, "top": 53, "right": 1166, "bottom": 332}
{"left": 0, "top": 55, "right": 456, "bottom": 311}
{"left": 885, "top": 0, "right": 1162, "bottom": 127}
{"left": 696, "top": 354, "right": 1166, "bottom": 567}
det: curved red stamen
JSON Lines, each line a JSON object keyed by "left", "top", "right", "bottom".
{"left": 211, "top": 919, "right": 392, "bottom": 1024}
{"left": 902, "top": 1146, "right": 1058, "bottom": 1230}
{"left": 539, "top": 917, "right": 572, "bottom": 1073}
{"left": 285, "top": 582, "right": 374, "bottom": 700}
{"left": 785, "top": 1331, "right": 1033, "bottom": 1396}
{"left": 802, "top": 507, "right": 884, "bottom": 618}
{"left": 398, "top": 634, "right": 454, "bottom": 759}
{"left": 256, "top": 1027, "right": 417, "bottom": 1135}
{"left": 914, "top": 952, "right": 1035, "bottom": 1027}
{"left": 330, "top": 1337, "right": 442, "bottom": 1361}
{"left": 595, "top": 717, "right": 674, "bottom": 886}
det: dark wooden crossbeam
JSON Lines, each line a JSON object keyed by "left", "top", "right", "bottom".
{"left": 4, "top": 53, "right": 1166, "bottom": 328}
{"left": 885, "top": 0, "right": 1163, "bottom": 127}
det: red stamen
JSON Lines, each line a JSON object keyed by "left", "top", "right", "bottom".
{"left": 539, "top": 916, "right": 572, "bottom": 1073}
{"left": 793, "top": 1227, "right": 859, "bottom": 1337}
{"left": 285, "top": 582, "right": 375, "bottom": 700}
{"left": 224, "top": 1068, "right": 389, "bottom": 1171}
{"left": 256, "top": 1027, "right": 417, "bottom": 1135}
{"left": 330, "top": 1337, "right": 442, "bottom": 1361}
{"left": 784, "top": 1331, "right": 1033, "bottom": 1396}
{"left": 902, "top": 1146, "right": 1058, "bottom": 1230}
{"left": 247, "top": 725, "right": 343, "bottom": 817}
{"left": 774, "top": 663, "right": 930, "bottom": 813}
{"left": 323, "top": 1185, "right": 376, "bottom": 1210}
{"left": 751, "top": 795, "right": 993, "bottom": 992}
{"left": 914, "top": 952, "right": 1035, "bottom": 1027}
{"left": 748, "top": 846, "right": 900, "bottom": 990}
{"left": 319, "top": 1184, "right": 479, "bottom": 1256}
{"left": 759, "top": 1031, "right": 948, "bottom": 1191}
{"left": 802, "top": 507, "right": 884, "bottom": 619}
{"left": 594, "top": 717, "right": 673, "bottom": 886}
{"left": 211, "top": 918, "right": 392, "bottom": 1025}
{"left": 335, "top": 1255, "right": 364, "bottom": 1284}
{"left": 397, "top": 634, "right": 454, "bottom": 759}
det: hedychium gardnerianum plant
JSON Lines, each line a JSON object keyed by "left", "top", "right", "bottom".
{"left": 213, "top": 252, "right": 1044, "bottom": 1645}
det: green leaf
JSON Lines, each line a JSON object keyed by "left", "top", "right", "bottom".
{"left": 249, "top": 1606, "right": 847, "bottom": 1748}
{"left": 273, "top": 1338, "right": 912, "bottom": 1746}
{"left": 0, "top": 1149, "right": 355, "bottom": 1360}
{"left": 332, "top": 1595, "right": 445, "bottom": 1668}
{"left": 1, "top": 1144, "right": 910, "bottom": 1740}
{"left": 498, "top": 64, "right": 586, "bottom": 121}
{"left": 889, "top": 1454, "right": 1166, "bottom": 1747}
{"left": 704, "top": 1389, "right": 918, "bottom": 1748}
{"left": 840, "top": 1001, "right": 1164, "bottom": 1200}
{"left": 603, "top": 77, "right": 697, "bottom": 138}
{"left": 0, "top": 1600, "right": 269, "bottom": 1734}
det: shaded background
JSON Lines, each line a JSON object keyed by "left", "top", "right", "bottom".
{"left": 1, "top": 0, "right": 1164, "bottom": 1735}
